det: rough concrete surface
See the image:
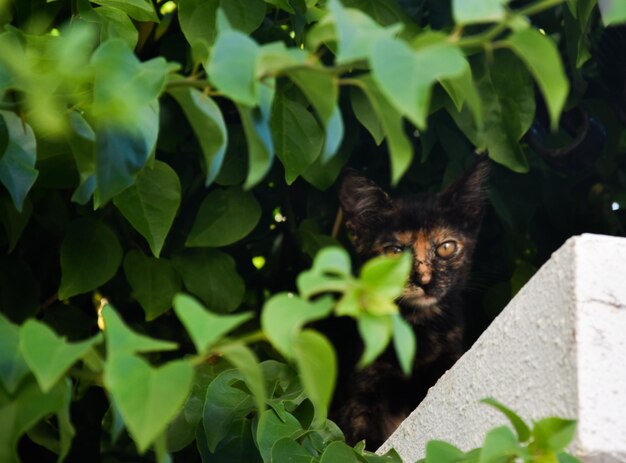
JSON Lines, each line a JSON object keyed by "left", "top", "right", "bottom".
{"left": 378, "top": 234, "right": 626, "bottom": 462}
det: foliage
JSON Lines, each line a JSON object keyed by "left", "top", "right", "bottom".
{"left": 1, "top": 0, "right": 625, "bottom": 461}
{"left": 419, "top": 398, "right": 580, "bottom": 463}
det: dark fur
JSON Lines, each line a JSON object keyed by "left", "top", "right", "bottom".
{"left": 331, "top": 159, "right": 489, "bottom": 449}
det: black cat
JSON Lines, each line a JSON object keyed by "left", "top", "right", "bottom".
{"left": 331, "top": 158, "right": 489, "bottom": 449}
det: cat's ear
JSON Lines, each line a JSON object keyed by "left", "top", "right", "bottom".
{"left": 339, "top": 169, "right": 391, "bottom": 234}
{"left": 440, "top": 157, "right": 490, "bottom": 225}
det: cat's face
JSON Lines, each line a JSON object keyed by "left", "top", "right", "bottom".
{"left": 339, "top": 160, "right": 489, "bottom": 310}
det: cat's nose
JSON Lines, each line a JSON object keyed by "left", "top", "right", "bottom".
{"left": 418, "top": 272, "right": 431, "bottom": 285}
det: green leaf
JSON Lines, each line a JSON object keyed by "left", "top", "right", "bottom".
{"left": 208, "top": 29, "right": 259, "bottom": 106}
{"left": 478, "top": 426, "right": 520, "bottom": 463}
{"left": 186, "top": 187, "right": 261, "bottom": 247}
{"left": 392, "top": 313, "right": 416, "bottom": 376}
{"left": 66, "top": 111, "right": 96, "bottom": 205}
{"left": 425, "top": 440, "right": 466, "bottom": 463}
{"left": 480, "top": 397, "right": 531, "bottom": 442}
{"left": 173, "top": 249, "right": 245, "bottom": 313}
{"left": 177, "top": 0, "right": 218, "bottom": 63}
{"left": 123, "top": 250, "right": 182, "bottom": 321}
{"left": 261, "top": 294, "right": 334, "bottom": 359}
{"left": 220, "top": 343, "right": 266, "bottom": 414}
{"left": 184, "top": 362, "right": 231, "bottom": 426}
{"left": 104, "top": 355, "right": 194, "bottom": 453}
{"left": 327, "top": 0, "right": 399, "bottom": 64}
{"left": 20, "top": 320, "right": 101, "bottom": 392}
{"left": 102, "top": 303, "right": 178, "bottom": 358}
{"left": 287, "top": 68, "right": 338, "bottom": 127}
{"left": 271, "top": 92, "right": 324, "bottom": 184}
{"left": 320, "top": 441, "right": 359, "bottom": 462}
{"left": 0, "top": 377, "right": 71, "bottom": 463}
{"left": 173, "top": 293, "right": 253, "bottom": 353}
{"left": 203, "top": 369, "right": 255, "bottom": 452}
{"left": 94, "top": 101, "right": 160, "bottom": 206}
{"left": 302, "top": 134, "right": 352, "bottom": 190}
{"left": 532, "top": 417, "right": 577, "bottom": 452}
{"left": 198, "top": 418, "right": 262, "bottom": 463}
{"left": 271, "top": 437, "right": 314, "bottom": 463}
{"left": 256, "top": 408, "right": 303, "bottom": 463}
{"left": 370, "top": 37, "right": 467, "bottom": 130}
{"left": 0, "top": 111, "right": 38, "bottom": 212}
{"left": 598, "top": 0, "right": 626, "bottom": 25}
{"left": 58, "top": 218, "right": 123, "bottom": 299}
{"left": 0, "top": 195, "right": 32, "bottom": 252}
{"left": 452, "top": 0, "right": 506, "bottom": 25}
{"left": 357, "top": 314, "right": 392, "bottom": 367}
{"left": 114, "top": 161, "right": 181, "bottom": 257}
{"left": 265, "top": 0, "right": 295, "bottom": 13}
{"left": 93, "top": 6, "right": 140, "bottom": 49}
{"left": 321, "top": 105, "right": 344, "bottom": 162}
{"left": 92, "top": 0, "right": 158, "bottom": 22}
{"left": 557, "top": 452, "right": 581, "bottom": 463}
{"left": 474, "top": 52, "right": 534, "bottom": 173}
{"left": 293, "top": 330, "right": 336, "bottom": 426}
{"left": 168, "top": 85, "right": 228, "bottom": 187}
{"left": 505, "top": 29, "right": 569, "bottom": 131}
{"left": 0, "top": 314, "right": 29, "bottom": 394}
{"left": 350, "top": 86, "right": 384, "bottom": 145}
{"left": 222, "top": 0, "right": 266, "bottom": 33}
{"left": 361, "top": 252, "right": 412, "bottom": 300}
{"left": 236, "top": 86, "right": 276, "bottom": 189}
{"left": 312, "top": 246, "right": 352, "bottom": 276}
{"left": 356, "top": 76, "right": 413, "bottom": 185}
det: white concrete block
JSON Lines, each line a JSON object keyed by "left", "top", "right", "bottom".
{"left": 378, "top": 234, "right": 626, "bottom": 462}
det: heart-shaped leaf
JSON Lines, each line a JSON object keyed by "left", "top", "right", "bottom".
{"left": 20, "top": 319, "right": 102, "bottom": 392}
{"left": 104, "top": 354, "right": 194, "bottom": 452}
{"left": 0, "top": 313, "right": 30, "bottom": 394}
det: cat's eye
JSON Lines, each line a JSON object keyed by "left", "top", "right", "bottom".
{"left": 384, "top": 245, "right": 404, "bottom": 255}
{"left": 436, "top": 241, "right": 457, "bottom": 258}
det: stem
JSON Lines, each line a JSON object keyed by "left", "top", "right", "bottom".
{"left": 338, "top": 78, "right": 365, "bottom": 89}
{"left": 455, "top": 0, "right": 566, "bottom": 50}
{"left": 165, "top": 79, "right": 215, "bottom": 91}
{"left": 232, "top": 329, "right": 267, "bottom": 345}
{"left": 331, "top": 208, "right": 343, "bottom": 240}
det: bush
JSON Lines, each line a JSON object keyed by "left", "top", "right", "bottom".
{"left": 0, "top": 0, "right": 624, "bottom": 461}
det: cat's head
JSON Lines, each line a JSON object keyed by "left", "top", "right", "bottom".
{"left": 339, "top": 159, "right": 489, "bottom": 310}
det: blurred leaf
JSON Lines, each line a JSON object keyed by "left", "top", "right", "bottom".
{"left": 208, "top": 29, "right": 259, "bottom": 106}
{"left": 265, "top": 0, "right": 295, "bottom": 13}
{"left": 186, "top": 187, "right": 261, "bottom": 247}
{"left": 271, "top": 92, "right": 324, "bottom": 184}
{"left": 505, "top": 29, "right": 569, "bottom": 131}
{"left": 198, "top": 418, "right": 262, "bottom": 462}
{"left": 123, "top": 251, "right": 182, "bottom": 321}
{"left": 424, "top": 440, "right": 466, "bottom": 463}
{"left": 102, "top": 303, "right": 178, "bottom": 358}
{"left": 168, "top": 85, "right": 228, "bottom": 187}
{"left": 173, "top": 249, "right": 245, "bottom": 313}
{"left": 261, "top": 294, "right": 333, "bottom": 358}
{"left": 598, "top": 0, "right": 626, "bottom": 25}
{"left": 0, "top": 313, "right": 29, "bottom": 394}
{"left": 94, "top": 6, "right": 139, "bottom": 48}
{"left": 66, "top": 111, "right": 96, "bottom": 205}
{"left": 177, "top": 0, "right": 217, "bottom": 62}
{"left": 104, "top": 355, "right": 194, "bottom": 452}
{"left": 172, "top": 293, "right": 253, "bottom": 353}
{"left": 361, "top": 252, "right": 411, "bottom": 300}
{"left": 480, "top": 397, "right": 531, "bottom": 442}
{"left": 0, "top": 377, "right": 71, "bottom": 463}
{"left": 350, "top": 86, "right": 384, "bottom": 145}
{"left": 312, "top": 246, "right": 352, "bottom": 276}
{"left": 452, "top": 0, "right": 506, "bottom": 24}
{"left": 222, "top": 0, "right": 266, "bottom": 33}
{"left": 92, "top": 0, "right": 158, "bottom": 22}
{"left": 557, "top": 452, "right": 581, "bottom": 463}
{"left": 287, "top": 69, "right": 338, "bottom": 127}
{"left": 114, "top": 161, "right": 181, "bottom": 257}
{"left": 321, "top": 105, "right": 344, "bottom": 162}
{"left": 293, "top": 329, "right": 336, "bottom": 426}
{"left": 357, "top": 313, "right": 392, "bottom": 367}
{"left": 532, "top": 418, "right": 577, "bottom": 452}
{"left": 20, "top": 320, "right": 101, "bottom": 392}
{"left": 58, "top": 219, "right": 123, "bottom": 300}
{"left": 220, "top": 343, "right": 265, "bottom": 414}
{"left": 478, "top": 426, "right": 520, "bottom": 463}
{"left": 256, "top": 408, "right": 303, "bottom": 463}
{"left": 392, "top": 313, "right": 416, "bottom": 376}
{"left": 0, "top": 111, "right": 38, "bottom": 212}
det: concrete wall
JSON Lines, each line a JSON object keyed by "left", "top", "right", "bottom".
{"left": 378, "top": 234, "right": 626, "bottom": 462}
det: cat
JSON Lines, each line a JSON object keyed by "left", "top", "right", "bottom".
{"left": 331, "top": 158, "right": 489, "bottom": 450}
